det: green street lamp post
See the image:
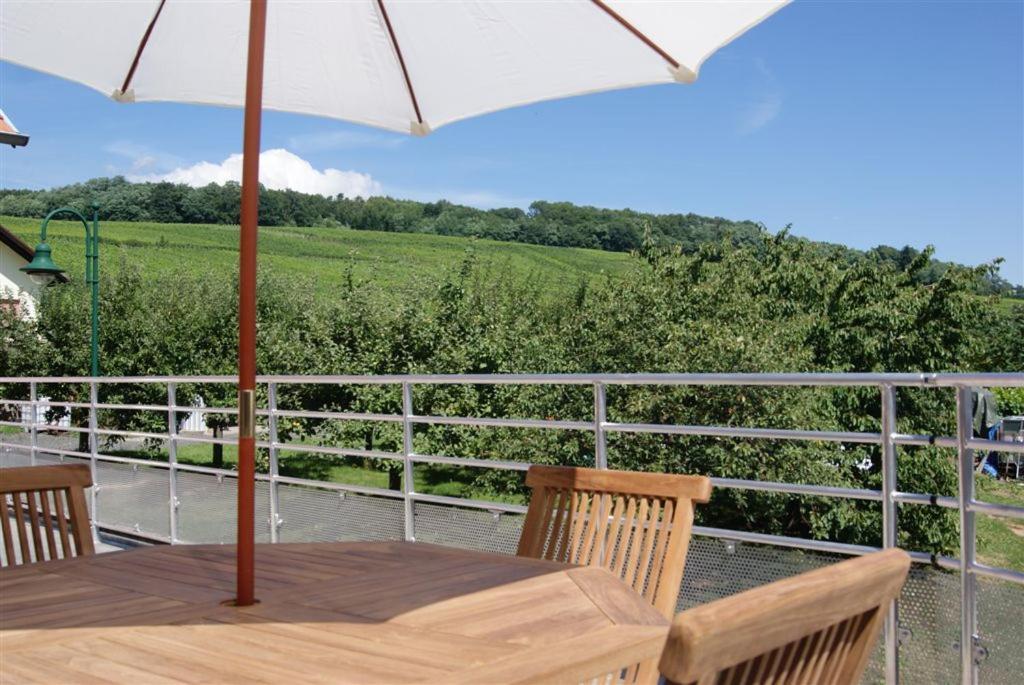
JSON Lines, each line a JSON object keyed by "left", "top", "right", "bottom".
{"left": 21, "top": 204, "right": 101, "bottom": 376}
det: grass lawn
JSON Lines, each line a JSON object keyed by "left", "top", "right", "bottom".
{"left": 976, "top": 477, "right": 1024, "bottom": 571}
{"left": 2, "top": 215, "right": 629, "bottom": 302}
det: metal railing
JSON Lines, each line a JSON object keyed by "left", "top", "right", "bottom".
{"left": 2, "top": 371, "right": 1023, "bottom": 685}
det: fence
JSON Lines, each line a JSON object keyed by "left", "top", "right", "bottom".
{"left": 1, "top": 372, "right": 1022, "bottom": 685}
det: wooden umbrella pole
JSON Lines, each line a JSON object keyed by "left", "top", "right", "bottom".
{"left": 236, "top": 0, "right": 267, "bottom": 607}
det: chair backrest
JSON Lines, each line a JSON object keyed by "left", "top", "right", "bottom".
{"left": 517, "top": 465, "right": 712, "bottom": 618}
{"left": 0, "top": 464, "right": 95, "bottom": 567}
{"left": 658, "top": 548, "right": 911, "bottom": 685}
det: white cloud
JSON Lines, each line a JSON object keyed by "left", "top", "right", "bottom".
{"left": 736, "top": 57, "right": 782, "bottom": 135}
{"left": 132, "top": 148, "right": 381, "bottom": 198}
{"left": 286, "top": 129, "right": 406, "bottom": 152}
{"left": 737, "top": 91, "right": 782, "bottom": 135}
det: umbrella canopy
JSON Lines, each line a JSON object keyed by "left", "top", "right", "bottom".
{"left": 2, "top": 0, "right": 789, "bottom": 607}
{"left": 2, "top": 0, "right": 787, "bottom": 135}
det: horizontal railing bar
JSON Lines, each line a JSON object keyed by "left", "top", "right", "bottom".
{"left": 93, "top": 453, "right": 170, "bottom": 468}
{"left": 605, "top": 422, "right": 881, "bottom": 444}
{"left": 272, "top": 441, "right": 401, "bottom": 462}
{"left": 262, "top": 408, "right": 401, "bottom": 422}
{"left": 31, "top": 446, "right": 92, "bottom": 460}
{"left": 95, "top": 428, "right": 167, "bottom": 441}
{"left": 0, "top": 420, "right": 24, "bottom": 428}
{"left": 968, "top": 438, "right": 1024, "bottom": 454}
{"left": 172, "top": 434, "right": 242, "bottom": 447}
{"left": 253, "top": 373, "right": 945, "bottom": 387}
{"left": 970, "top": 562, "right": 1024, "bottom": 585}
{"left": 6, "top": 371, "right": 1022, "bottom": 387}
{"left": 411, "top": 414, "right": 591, "bottom": 431}
{"left": 26, "top": 423, "right": 90, "bottom": 434}
{"left": 907, "top": 550, "right": 960, "bottom": 572}
{"left": 892, "top": 434, "right": 959, "bottom": 449}
{"left": 272, "top": 474, "right": 402, "bottom": 499}
{"left": 693, "top": 526, "right": 880, "bottom": 556}
{"left": 710, "top": 477, "right": 883, "bottom": 501}
{"left": 893, "top": 492, "right": 960, "bottom": 509}
{"left": 410, "top": 453, "right": 532, "bottom": 471}
{"left": 95, "top": 403, "right": 168, "bottom": 412}
{"left": 32, "top": 400, "right": 91, "bottom": 409}
{"left": 173, "top": 405, "right": 239, "bottom": 415}
{"left": 409, "top": 491, "right": 528, "bottom": 514}
{"left": 0, "top": 399, "right": 32, "bottom": 406}
{"left": 968, "top": 500, "right": 1024, "bottom": 520}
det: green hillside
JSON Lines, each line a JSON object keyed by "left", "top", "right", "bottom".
{"left": 2, "top": 216, "right": 630, "bottom": 298}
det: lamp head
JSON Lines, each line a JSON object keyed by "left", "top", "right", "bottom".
{"left": 20, "top": 242, "right": 65, "bottom": 285}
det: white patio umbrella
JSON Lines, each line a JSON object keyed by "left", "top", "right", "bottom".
{"left": 1, "top": 0, "right": 789, "bottom": 606}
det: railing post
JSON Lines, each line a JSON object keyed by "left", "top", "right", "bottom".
{"left": 167, "top": 382, "right": 179, "bottom": 543}
{"left": 88, "top": 381, "right": 99, "bottom": 539}
{"left": 267, "top": 382, "right": 281, "bottom": 543}
{"left": 880, "top": 384, "right": 900, "bottom": 685}
{"left": 955, "top": 386, "right": 979, "bottom": 685}
{"left": 29, "top": 381, "right": 38, "bottom": 465}
{"left": 402, "top": 382, "right": 415, "bottom": 542}
{"left": 593, "top": 382, "right": 607, "bottom": 470}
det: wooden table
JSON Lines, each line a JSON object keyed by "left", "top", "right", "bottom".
{"left": 0, "top": 541, "right": 669, "bottom": 684}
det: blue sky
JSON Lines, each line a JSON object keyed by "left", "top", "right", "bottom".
{"left": 1, "top": 1, "right": 1021, "bottom": 284}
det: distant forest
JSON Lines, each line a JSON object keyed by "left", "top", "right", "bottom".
{"left": 1, "top": 176, "right": 1020, "bottom": 297}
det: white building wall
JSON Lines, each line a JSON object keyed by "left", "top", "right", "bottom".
{"left": 0, "top": 240, "right": 39, "bottom": 318}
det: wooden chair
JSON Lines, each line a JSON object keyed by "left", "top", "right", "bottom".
{"left": 0, "top": 464, "right": 95, "bottom": 567}
{"left": 658, "top": 548, "right": 911, "bottom": 685}
{"left": 517, "top": 465, "right": 712, "bottom": 619}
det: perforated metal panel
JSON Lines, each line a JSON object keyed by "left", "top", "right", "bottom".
{"left": 977, "top": 577, "right": 1024, "bottom": 684}
{"left": 276, "top": 484, "right": 404, "bottom": 543}
{"left": 413, "top": 501, "right": 524, "bottom": 554}
{"left": 94, "top": 461, "right": 170, "bottom": 539}
{"left": 175, "top": 471, "right": 271, "bottom": 544}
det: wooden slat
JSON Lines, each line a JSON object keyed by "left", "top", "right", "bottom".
{"left": 51, "top": 489, "right": 72, "bottom": 559}
{"left": 12, "top": 492, "right": 32, "bottom": 563}
{"left": 66, "top": 484, "right": 94, "bottom": 557}
{"left": 0, "top": 492, "right": 15, "bottom": 564}
{"left": 39, "top": 489, "right": 59, "bottom": 561}
{"left": 25, "top": 490, "right": 45, "bottom": 562}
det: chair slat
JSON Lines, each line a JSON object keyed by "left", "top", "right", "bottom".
{"left": 52, "top": 489, "right": 72, "bottom": 558}
{"left": 25, "top": 490, "right": 46, "bottom": 562}
{"left": 39, "top": 489, "right": 59, "bottom": 560}
{"left": 0, "top": 493, "right": 15, "bottom": 564}
{"left": 1, "top": 465, "right": 95, "bottom": 567}
{"left": 11, "top": 492, "right": 32, "bottom": 563}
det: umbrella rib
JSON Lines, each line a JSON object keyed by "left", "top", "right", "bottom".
{"left": 588, "top": 0, "right": 680, "bottom": 69}
{"left": 119, "top": 0, "right": 169, "bottom": 95}
{"left": 375, "top": 0, "right": 425, "bottom": 127}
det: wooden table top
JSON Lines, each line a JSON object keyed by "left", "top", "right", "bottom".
{"left": 0, "top": 541, "right": 669, "bottom": 684}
